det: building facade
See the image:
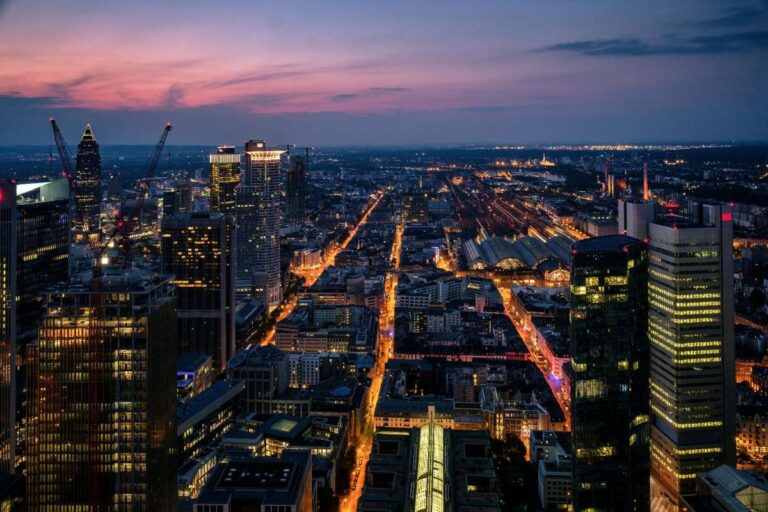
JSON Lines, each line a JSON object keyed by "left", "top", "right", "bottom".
{"left": 26, "top": 271, "right": 177, "bottom": 511}
{"left": 286, "top": 153, "right": 307, "bottom": 226}
{"left": 72, "top": 124, "right": 101, "bottom": 241}
{"left": 209, "top": 145, "right": 240, "bottom": 215}
{"left": 161, "top": 212, "right": 236, "bottom": 370}
{"left": 570, "top": 235, "right": 650, "bottom": 511}
{"left": 0, "top": 179, "right": 70, "bottom": 474}
{"left": 236, "top": 140, "right": 284, "bottom": 309}
{"left": 649, "top": 205, "right": 736, "bottom": 507}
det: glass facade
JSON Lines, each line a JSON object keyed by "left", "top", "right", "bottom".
{"left": 570, "top": 235, "right": 650, "bottom": 511}
{"left": 285, "top": 154, "right": 307, "bottom": 226}
{"left": 26, "top": 273, "right": 177, "bottom": 511}
{"left": 161, "top": 212, "right": 236, "bottom": 370}
{"left": 209, "top": 146, "right": 240, "bottom": 216}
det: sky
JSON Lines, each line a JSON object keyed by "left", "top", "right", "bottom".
{"left": 0, "top": 0, "right": 766, "bottom": 146}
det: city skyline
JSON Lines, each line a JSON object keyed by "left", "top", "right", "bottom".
{"left": 2, "top": 2, "right": 768, "bottom": 511}
{"left": 1, "top": 0, "right": 767, "bottom": 146}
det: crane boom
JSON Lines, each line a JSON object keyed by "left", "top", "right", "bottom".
{"left": 101, "top": 123, "right": 172, "bottom": 258}
{"left": 50, "top": 118, "right": 76, "bottom": 180}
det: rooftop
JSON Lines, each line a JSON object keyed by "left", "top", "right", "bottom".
{"left": 572, "top": 234, "right": 643, "bottom": 254}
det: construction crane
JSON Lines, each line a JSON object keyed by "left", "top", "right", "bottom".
{"left": 50, "top": 118, "right": 76, "bottom": 180}
{"left": 111, "top": 122, "right": 172, "bottom": 262}
{"left": 48, "top": 119, "right": 172, "bottom": 508}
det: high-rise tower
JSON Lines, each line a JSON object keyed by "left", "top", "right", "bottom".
{"left": 285, "top": 153, "right": 307, "bottom": 226}
{"left": 27, "top": 270, "right": 177, "bottom": 511}
{"left": 570, "top": 235, "right": 650, "bottom": 511}
{"left": 209, "top": 146, "right": 240, "bottom": 215}
{"left": 72, "top": 124, "right": 101, "bottom": 242}
{"left": 649, "top": 204, "right": 735, "bottom": 508}
{"left": 0, "top": 179, "right": 70, "bottom": 475}
{"left": 161, "top": 212, "right": 236, "bottom": 370}
{"left": 236, "top": 140, "right": 284, "bottom": 309}
{"left": 618, "top": 199, "right": 655, "bottom": 241}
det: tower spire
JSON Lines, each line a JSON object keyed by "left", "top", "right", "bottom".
{"left": 81, "top": 123, "right": 95, "bottom": 141}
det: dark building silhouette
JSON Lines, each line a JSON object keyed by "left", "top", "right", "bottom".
{"left": 161, "top": 212, "right": 236, "bottom": 371}
{"left": 403, "top": 191, "right": 429, "bottom": 223}
{"left": 27, "top": 271, "right": 177, "bottom": 511}
{"left": 72, "top": 124, "right": 101, "bottom": 241}
{"left": 570, "top": 235, "right": 650, "bottom": 511}
{"left": 162, "top": 189, "right": 179, "bottom": 216}
{"left": 286, "top": 153, "right": 307, "bottom": 226}
{"left": 0, "top": 179, "right": 70, "bottom": 475}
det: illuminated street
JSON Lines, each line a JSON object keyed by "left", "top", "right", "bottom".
{"left": 341, "top": 219, "right": 403, "bottom": 512}
{"left": 496, "top": 284, "right": 571, "bottom": 429}
{"left": 260, "top": 190, "right": 385, "bottom": 345}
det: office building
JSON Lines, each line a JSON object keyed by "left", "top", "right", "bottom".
{"left": 649, "top": 205, "right": 736, "bottom": 507}
{"left": 162, "top": 212, "right": 236, "bottom": 370}
{"left": 286, "top": 152, "right": 307, "bottom": 226}
{"left": 0, "top": 179, "right": 70, "bottom": 474}
{"left": 227, "top": 345, "right": 289, "bottom": 415}
{"left": 161, "top": 188, "right": 178, "bottom": 216}
{"left": 26, "top": 270, "right": 177, "bottom": 511}
{"left": 72, "top": 123, "right": 101, "bottom": 241}
{"left": 403, "top": 191, "right": 430, "bottom": 223}
{"left": 570, "top": 235, "right": 650, "bottom": 511}
{"left": 177, "top": 379, "right": 244, "bottom": 464}
{"left": 209, "top": 145, "right": 240, "bottom": 215}
{"left": 177, "top": 352, "right": 216, "bottom": 403}
{"left": 193, "top": 449, "right": 313, "bottom": 512}
{"left": 618, "top": 198, "right": 656, "bottom": 241}
{"left": 236, "top": 140, "right": 283, "bottom": 309}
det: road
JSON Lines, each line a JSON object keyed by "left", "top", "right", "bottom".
{"left": 496, "top": 284, "right": 571, "bottom": 429}
{"left": 260, "top": 190, "right": 385, "bottom": 346}
{"left": 341, "top": 220, "right": 403, "bottom": 512}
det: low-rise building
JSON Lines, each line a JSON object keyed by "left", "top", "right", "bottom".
{"left": 193, "top": 450, "right": 314, "bottom": 512}
{"left": 681, "top": 465, "right": 768, "bottom": 512}
{"left": 358, "top": 421, "right": 501, "bottom": 512}
{"left": 177, "top": 352, "right": 216, "bottom": 403}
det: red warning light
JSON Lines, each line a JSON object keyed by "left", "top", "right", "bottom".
{"left": 721, "top": 212, "right": 732, "bottom": 222}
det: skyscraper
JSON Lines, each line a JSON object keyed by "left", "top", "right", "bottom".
{"left": 285, "top": 153, "right": 307, "bottom": 226}
{"left": 0, "top": 184, "right": 18, "bottom": 476}
{"left": 161, "top": 212, "right": 236, "bottom": 370}
{"left": 27, "top": 270, "right": 177, "bottom": 511}
{"left": 570, "top": 235, "right": 650, "bottom": 511}
{"left": 236, "top": 140, "right": 284, "bottom": 309}
{"left": 618, "top": 198, "right": 655, "bottom": 241}
{"left": 0, "top": 179, "right": 70, "bottom": 475}
{"left": 210, "top": 145, "right": 240, "bottom": 215}
{"left": 72, "top": 124, "right": 101, "bottom": 242}
{"left": 649, "top": 204, "right": 735, "bottom": 508}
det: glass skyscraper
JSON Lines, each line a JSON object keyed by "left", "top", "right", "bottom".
{"left": 285, "top": 153, "right": 307, "bottom": 226}
{"left": 236, "top": 140, "right": 284, "bottom": 310}
{"left": 649, "top": 204, "right": 735, "bottom": 508}
{"left": 209, "top": 145, "right": 240, "bottom": 215}
{"left": 26, "top": 271, "right": 177, "bottom": 511}
{"left": 0, "top": 179, "right": 70, "bottom": 475}
{"left": 161, "top": 212, "right": 236, "bottom": 370}
{"left": 72, "top": 124, "right": 101, "bottom": 242}
{"left": 570, "top": 235, "right": 650, "bottom": 511}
